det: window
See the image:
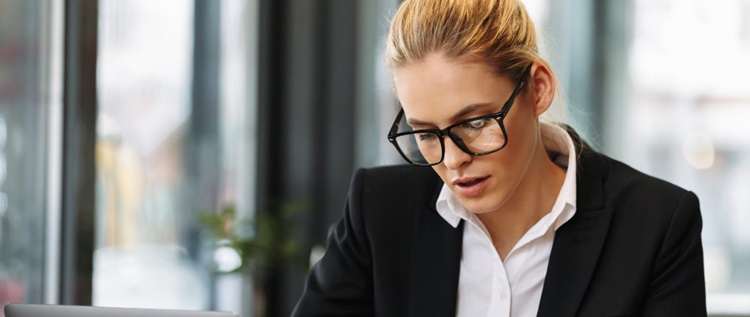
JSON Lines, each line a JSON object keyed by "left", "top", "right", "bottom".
{"left": 0, "top": 0, "right": 63, "bottom": 311}
{"left": 94, "top": 0, "right": 256, "bottom": 313}
{"left": 94, "top": 0, "right": 204, "bottom": 309}
{"left": 629, "top": 0, "right": 750, "bottom": 314}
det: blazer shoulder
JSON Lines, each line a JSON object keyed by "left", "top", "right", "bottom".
{"left": 355, "top": 164, "right": 440, "bottom": 182}
{"left": 599, "top": 156, "right": 701, "bottom": 238}
{"left": 605, "top": 157, "right": 693, "bottom": 203}
{"left": 352, "top": 164, "right": 442, "bottom": 197}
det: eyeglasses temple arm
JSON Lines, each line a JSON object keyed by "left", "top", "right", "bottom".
{"left": 388, "top": 109, "right": 405, "bottom": 137}
{"left": 499, "top": 64, "right": 533, "bottom": 118}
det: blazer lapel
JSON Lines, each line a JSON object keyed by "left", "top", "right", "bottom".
{"left": 537, "top": 145, "right": 615, "bottom": 317}
{"left": 408, "top": 177, "right": 464, "bottom": 317}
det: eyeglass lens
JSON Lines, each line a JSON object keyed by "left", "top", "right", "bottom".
{"left": 393, "top": 116, "right": 506, "bottom": 165}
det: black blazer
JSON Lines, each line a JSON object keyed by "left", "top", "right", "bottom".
{"left": 293, "top": 147, "right": 707, "bottom": 316}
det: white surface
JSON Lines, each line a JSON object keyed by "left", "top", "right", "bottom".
{"left": 5, "top": 304, "right": 235, "bottom": 317}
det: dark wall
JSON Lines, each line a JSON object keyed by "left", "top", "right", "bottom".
{"left": 257, "top": 0, "right": 359, "bottom": 315}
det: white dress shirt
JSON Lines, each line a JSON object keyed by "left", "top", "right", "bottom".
{"left": 435, "top": 122, "right": 578, "bottom": 317}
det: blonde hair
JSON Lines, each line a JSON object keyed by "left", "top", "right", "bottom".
{"left": 386, "top": 0, "right": 568, "bottom": 122}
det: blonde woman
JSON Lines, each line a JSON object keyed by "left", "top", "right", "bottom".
{"left": 293, "top": 0, "right": 706, "bottom": 316}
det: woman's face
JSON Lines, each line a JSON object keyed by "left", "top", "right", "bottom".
{"left": 392, "top": 53, "right": 543, "bottom": 215}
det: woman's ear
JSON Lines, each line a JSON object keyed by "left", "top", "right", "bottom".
{"left": 527, "top": 62, "right": 555, "bottom": 118}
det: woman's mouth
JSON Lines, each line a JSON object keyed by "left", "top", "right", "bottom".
{"left": 453, "top": 176, "right": 490, "bottom": 198}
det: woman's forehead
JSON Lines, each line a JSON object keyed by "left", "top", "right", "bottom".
{"left": 392, "top": 55, "right": 515, "bottom": 125}
{"left": 393, "top": 54, "right": 512, "bottom": 95}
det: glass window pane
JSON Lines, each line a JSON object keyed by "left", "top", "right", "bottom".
{"left": 0, "top": 0, "right": 60, "bottom": 311}
{"left": 94, "top": 0, "right": 205, "bottom": 310}
{"left": 94, "top": 0, "right": 256, "bottom": 313}
{"left": 629, "top": 0, "right": 750, "bottom": 314}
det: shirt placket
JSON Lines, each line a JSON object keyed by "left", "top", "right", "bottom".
{"left": 486, "top": 235, "right": 512, "bottom": 317}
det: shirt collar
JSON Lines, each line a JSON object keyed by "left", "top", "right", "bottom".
{"left": 540, "top": 122, "right": 577, "bottom": 231}
{"left": 435, "top": 122, "right": 578, "bottom": 231}
{"left": 435, "top": 185, "right": 465, "bottom": 228}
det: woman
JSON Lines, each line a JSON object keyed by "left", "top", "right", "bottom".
{"left": 293, "top": 0, "right": 706, "bottom": 316}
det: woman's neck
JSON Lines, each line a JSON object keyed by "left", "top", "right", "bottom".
{"left": 476, "top": 133, "right": 567, "bottom": 261}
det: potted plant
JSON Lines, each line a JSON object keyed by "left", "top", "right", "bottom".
{"left": 200, "top": 201, "right": 306, "bottom": 317}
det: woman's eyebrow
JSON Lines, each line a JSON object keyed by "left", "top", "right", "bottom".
{"left": 406, "top": 103, "right": 493, "bottom": 126}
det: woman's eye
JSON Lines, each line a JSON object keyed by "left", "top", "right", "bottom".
{"left": 465, "top": 119, "right": 489, "bottom": 130}
{"left": 417, "top": 133, "right": 437, "bottom": 141}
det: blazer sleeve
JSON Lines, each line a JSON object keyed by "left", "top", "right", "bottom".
{"left": 642, "top": 191, "right": 707, "bottom": 316}
{"left": 291, "top": 169, "right": 375, "bottom": 317}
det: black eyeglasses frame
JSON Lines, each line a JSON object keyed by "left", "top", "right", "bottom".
{"left": 387, "top": 64, "right": 533, "bottom": 166}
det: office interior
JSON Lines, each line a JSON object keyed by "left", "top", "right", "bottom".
{"left": 0, "top": 0, "right": 749, "bottom": 316}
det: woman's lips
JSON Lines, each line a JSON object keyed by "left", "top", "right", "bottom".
{"left": 452, "top": 176, "right": 490, "bottom": 198}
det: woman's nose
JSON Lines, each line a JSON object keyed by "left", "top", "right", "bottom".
{"left": 442, "top": 137, "right": 472, "bottom": 169}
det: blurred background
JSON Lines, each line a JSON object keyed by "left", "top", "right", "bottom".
{"left": 0, "top": 0, "right": 748, "bottom": 316}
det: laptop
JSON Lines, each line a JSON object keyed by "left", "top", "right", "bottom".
{"left": 4, "top": 304, "right": 238, "bottom": 317}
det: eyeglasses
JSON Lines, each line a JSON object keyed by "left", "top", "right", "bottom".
{"left": 387, "top": 64, "right": 532, "bottom": 166}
